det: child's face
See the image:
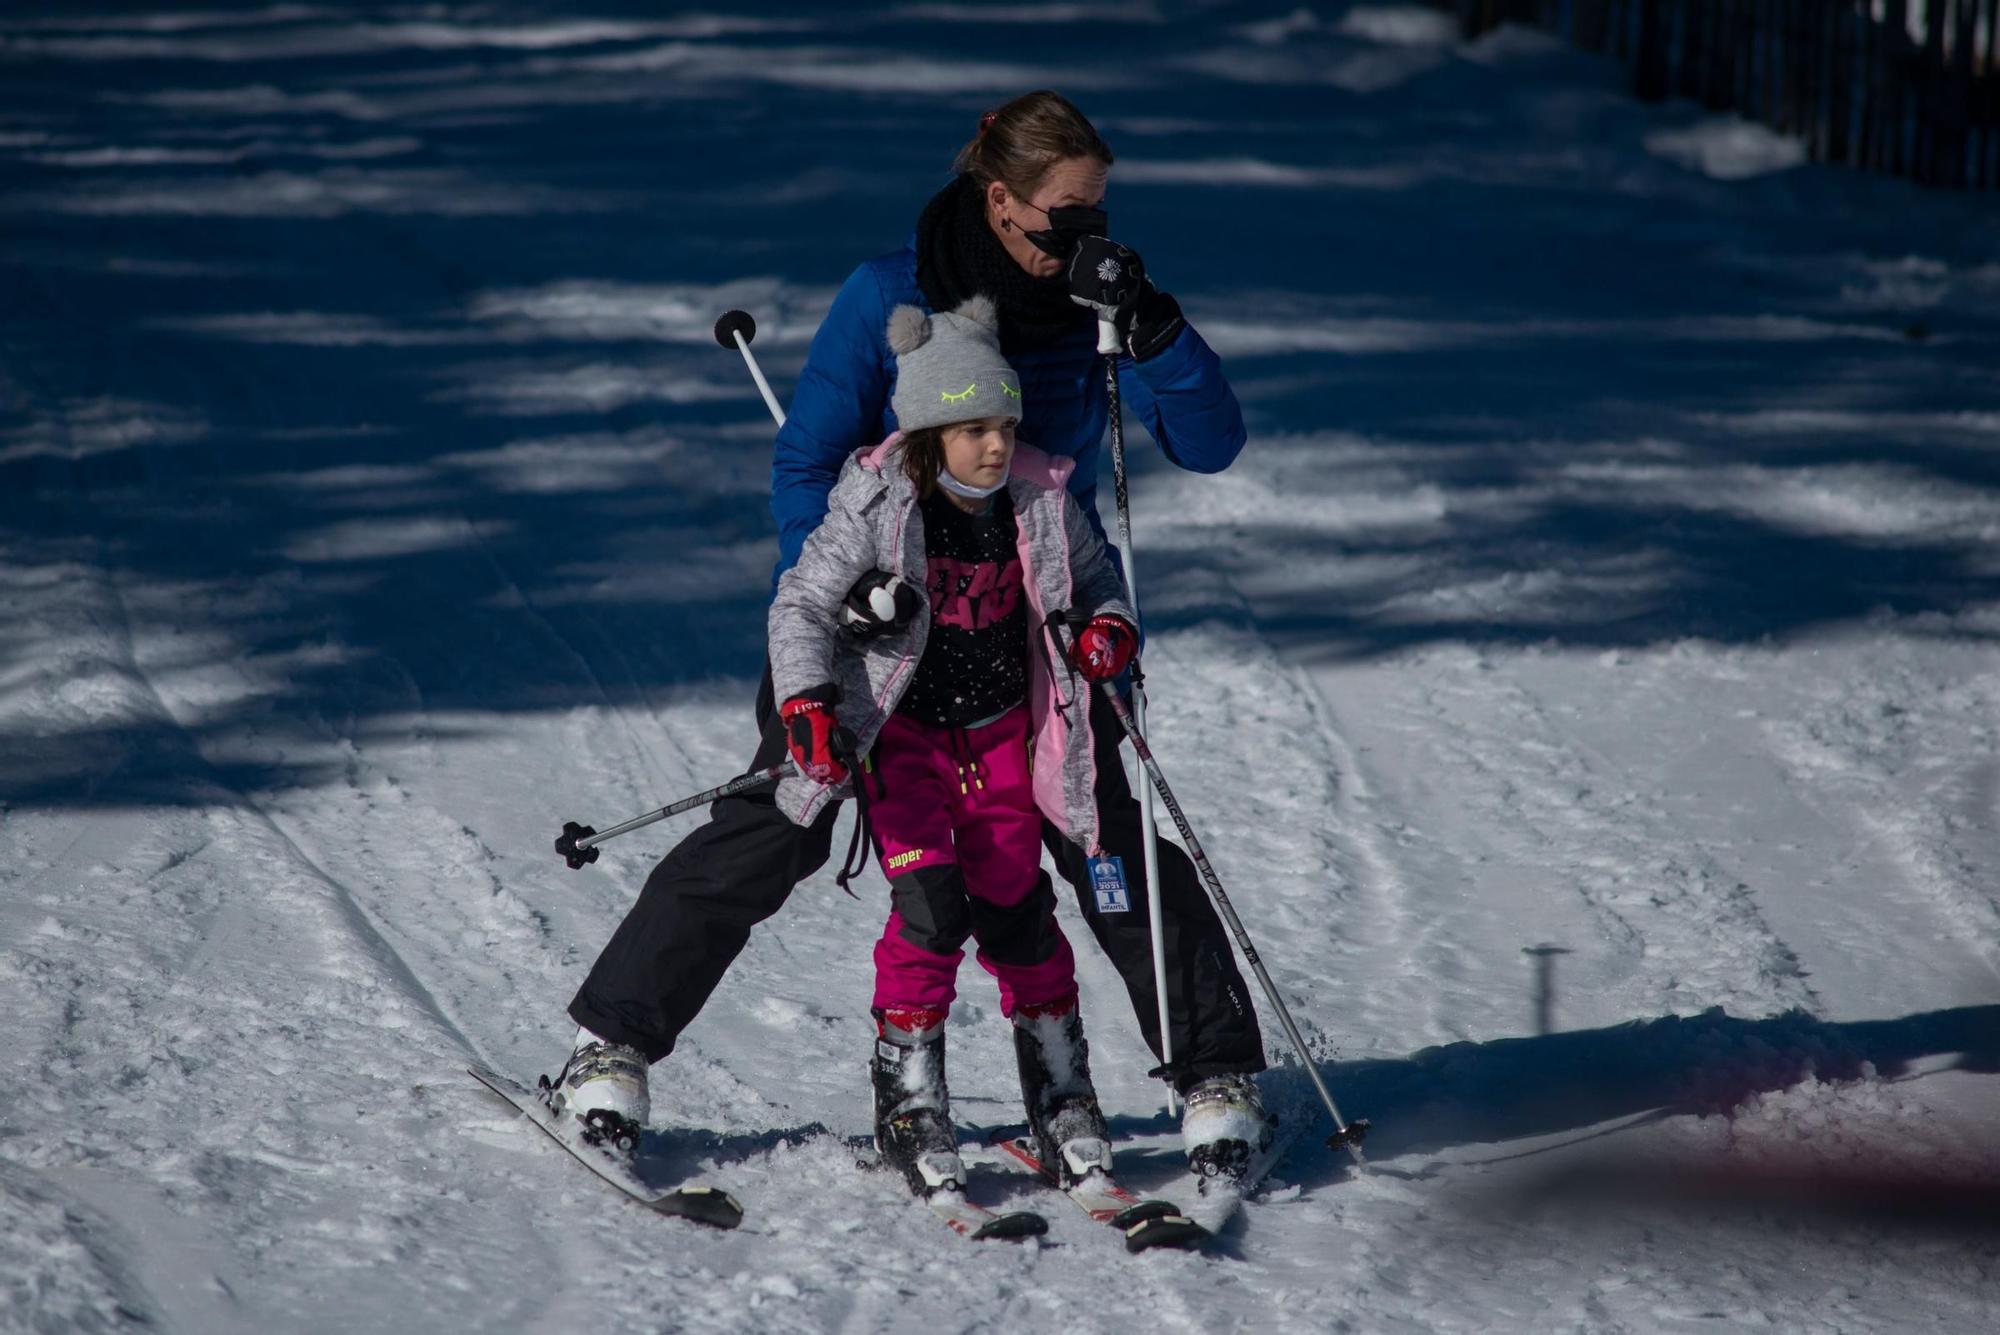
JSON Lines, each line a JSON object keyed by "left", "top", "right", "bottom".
{"left": 940, "top": 417, "right": 1017, "bottom": 490}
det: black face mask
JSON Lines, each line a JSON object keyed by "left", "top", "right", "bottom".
{"left": 1020, "top": 203, "right": 1108, "bottom": 261}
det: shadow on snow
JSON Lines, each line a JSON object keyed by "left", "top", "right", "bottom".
{"left": 4, "top": 1, "right": 1999, "bottom": 809}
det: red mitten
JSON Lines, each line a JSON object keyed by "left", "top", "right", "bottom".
{"left": 780, "top": 688, "right": 849, "bottom": 785}
{"left": 1071, "top": 615, "right": 1137, "bottom": 682}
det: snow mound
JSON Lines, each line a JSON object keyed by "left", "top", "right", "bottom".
{"left": 1646, "top": 115, "right": 1808, "bottom": 180}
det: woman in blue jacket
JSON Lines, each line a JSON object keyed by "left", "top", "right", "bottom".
{"left": 555, "top": 91, "right": 1272, "bottom": 1179}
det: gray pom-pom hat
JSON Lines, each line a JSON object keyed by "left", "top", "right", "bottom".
{"left": 886, "top": 296, "right": 1025, "bottom": 434}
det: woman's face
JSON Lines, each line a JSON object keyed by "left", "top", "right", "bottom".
{"left": 986, "top": 156, "right": 1109, "bottom": 279}
{"left": 940, "top": 416, "right": 1017, "bottom": 491}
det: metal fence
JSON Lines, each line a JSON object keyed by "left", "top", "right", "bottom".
{"left": 1437, "top": 1, "right": 1999, "bottom": 188}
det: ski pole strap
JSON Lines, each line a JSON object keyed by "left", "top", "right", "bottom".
{"left": 831, "top": 730, "right": 872, "bottom": 900}
{"left": 1037, "top": 608, "right": 1086, "bottom": 711}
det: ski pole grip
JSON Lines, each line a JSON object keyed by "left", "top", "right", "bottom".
{"left": 1096, "top": 315, "right": 1120, "bottom": 356}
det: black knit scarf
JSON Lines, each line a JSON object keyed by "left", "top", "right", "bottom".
{"left": 914, "top": 174, "right": 1087, "bottom": 347}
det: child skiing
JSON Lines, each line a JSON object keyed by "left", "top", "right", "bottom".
{"left": 765, "top": 296, "right": 1140, "bottom": 1201}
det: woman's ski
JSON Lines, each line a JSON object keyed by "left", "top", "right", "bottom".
{"left": 468, "top": 1066, "right": 743, "bottom": 1229}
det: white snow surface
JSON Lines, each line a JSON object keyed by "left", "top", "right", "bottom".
{"left": 5, "top": 4, "right": 1999, "bottom": 1333}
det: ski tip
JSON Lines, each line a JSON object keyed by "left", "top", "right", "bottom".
{"left": 652, "top": 1185, "right": 745, "bottom": 1230}
{"left": 1123, "top": 1212, "right": 1209, "bottom": 1253}
{"left": 714, "top": 308, "right": 757, "bottom": 348}
{"left": 971, "top": 1210, "right": 1049, "bottom": 1242}
{"left": 1109, "top": 1199, "right": 1182, "bottom": 1230}
{"left": 467, "top": 1065, "right": 524, "bottom": 1100}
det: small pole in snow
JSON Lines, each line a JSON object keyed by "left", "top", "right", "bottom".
{"left": 1522, "top": 945, "right": 1571, "bottom": 1036}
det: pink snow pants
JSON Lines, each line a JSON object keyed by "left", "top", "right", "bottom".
{"left": 866, "top": 706, "right": 1078, "bottom": 1017}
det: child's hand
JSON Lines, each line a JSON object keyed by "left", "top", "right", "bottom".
{"left": 840, "top": 570, "right": 922, "bottom": 641}
{"left": 780, "top": 687, "right": 850, "bottom": 785}
{"left": 1071, "top": 615, "right": 1137, "bottom": 682}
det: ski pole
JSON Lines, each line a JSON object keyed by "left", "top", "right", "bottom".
{"left": 1096, "top": 314, "right": 1178, "bottom": 1116}
{"left": 1069, "top": 645, "right": 1370, "bottom": 1163}
{"left": 714, "top": 309, "right": 786, "bottom": 428}
{"left": 555, "top": 763, "right": 790, "bottom": 869}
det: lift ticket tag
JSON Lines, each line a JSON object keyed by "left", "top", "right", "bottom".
{"left": 1087, "top": 855, "right": 1130, "bottom": 914}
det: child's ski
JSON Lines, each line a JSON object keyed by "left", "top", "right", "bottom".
{"left": 993, "top": 1136, "right": 1208, "bottom": 1252}
{"left": 921, "top": 1186, "right": 1049, "bottom": 1241}
{"left": 469, "top": 1066, "right": 743, "bottom": 1229}
{"left": 852, "top": 1140, "right": 1048, "bottom": 1242}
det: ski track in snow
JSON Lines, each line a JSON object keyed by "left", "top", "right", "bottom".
{"left": 6, "top": 1, "right": 2000, "bottom": 1332}
{"left": 1367, "top": 646, "right": 1818, "bottom": 1025}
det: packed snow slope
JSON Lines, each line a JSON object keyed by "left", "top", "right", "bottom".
{"left": 5, "top": 3, "right": 1999, "bottom": 1332}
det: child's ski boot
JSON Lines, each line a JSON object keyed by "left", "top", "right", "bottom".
{"left": 871, "top": 1006, "right": 963, "bottom": 1197}
{"left": 1012, "top": 993, "right": 1113, "bottom": 1187}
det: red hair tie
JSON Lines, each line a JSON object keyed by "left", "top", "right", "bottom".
{"left": 979, "top": 111, "right": 998, "bottom": 135}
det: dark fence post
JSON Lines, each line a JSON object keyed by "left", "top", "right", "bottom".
{"left": 1746, "top": 0, "right": 1762, "bottom": 115}
{"left": 1976, "top": 0, "right": 1992, "bottom": 184}
{"left": 1796, "top": 0, "right": 1815, "bottom": 134}
{"left": 1706, "top": 0, "right": 1728, "bottom": 108}
{"left": 1916, "top": 1, "right": 1941, "bottom": 183}
{"left": 1635, "top": 0, "right": 1671, "bottom": 99}
{"left": 1856, "top": 0, "right": 1872, "bottom": 171}
{"left": 1949, "top": 0, "right": 1976, "bottom": 186}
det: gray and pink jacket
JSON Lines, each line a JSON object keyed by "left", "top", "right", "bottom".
{"left": 768, "top": 436, "right": 1133, "bottom": 854}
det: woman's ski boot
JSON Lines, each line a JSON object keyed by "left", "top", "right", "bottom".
{"left": 1180, "top": 1073, "right": 1274, "bottom": 1180}
{"left": 542, "top": 1027, "right": 650, "bottom": 1158}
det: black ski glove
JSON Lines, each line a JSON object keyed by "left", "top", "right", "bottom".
{"left": 1125, "top": 286, "right": 1185, "bottom": 363}
{"left": 840, "top": 570, "right": 922, "bottom": 640}
{"left": 1067, "top": 236, "right": 1187, "bottom": 363}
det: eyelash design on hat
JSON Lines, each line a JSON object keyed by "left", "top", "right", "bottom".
{"left": 1000, "top": 380, "right": 1021, "bottom": 401}
{"left": 941, "top": 384, "right": 976, "bottom": 404}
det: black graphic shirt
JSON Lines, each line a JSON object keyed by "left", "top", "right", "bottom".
{"left": 897, "top": 489, "right": 1028, "bottom": 728}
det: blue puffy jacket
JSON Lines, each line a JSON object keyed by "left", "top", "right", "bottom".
{"left": 768, "top": 243, "right": 1247, "bottom": 593}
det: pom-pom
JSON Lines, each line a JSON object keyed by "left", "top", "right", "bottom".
{"left": 952, "top": 295, "right": 998, "bottom": 334}
{"left": 886, "top": 305, "right": 931, "bottom": 356}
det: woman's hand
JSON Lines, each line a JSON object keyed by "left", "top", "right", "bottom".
{"left": 1067, "top": 238, "right": 1187, "bottom": 362}
{"left": 780, "top": 686, "right": 850, "bottom": 785}
{"left": 1071, "top": 614, "right": 1138, "bottom": 682}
